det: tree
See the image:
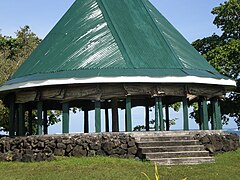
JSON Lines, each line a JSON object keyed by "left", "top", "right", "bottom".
{"left": 0, "top": 26, "right": 41, "bottom": 132}
{"left": 0, "top": 26, "right": 41, "bottom": 81}
{"left": 192, "top": 0, "right": 240, "bottom": 128}
{"left": 0, "top": 26, "right": 61, "bottom": 133}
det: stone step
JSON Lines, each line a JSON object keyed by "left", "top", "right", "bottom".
{"left": 139, "top": 145, "right": 205, "bottom": 153}
{"left": 149, "top": 157, "right": 215, "bottom": 165}
{"left": 134, "top": 132, "right": 216, "bottom": 165}
{"left": 140, "top": 136, "right": 194, "bottom": 142}
{"left": 144, "top": 151, "right": 210, "bottom": 159}
{"left": 131, "top": 130, "right": 224, "bottom": 138}
{"left": 132, "top": 131, "right": 193, "bottom": 138}
{"left": 137, "top": 140, "right": 200, "bottom": 147}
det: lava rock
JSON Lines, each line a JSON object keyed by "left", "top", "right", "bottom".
{"left": 22, "top": 154, "right": 34, "bottom": 162}
{"left": 57, "top": 143, "right": 66, "bottom": 149}
{"left": 54, "top": 148, "right": 65, "bottom": 156}
{"left": 72, "top": 145, "right": 87, "bottom": 156}
{"left": 128, "top": 146, "right": 137, "bottom": 155}
{"left": 102, "top": 142, "right": 114, "bottom": 152}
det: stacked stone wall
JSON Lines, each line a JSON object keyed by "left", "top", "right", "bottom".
{"left": 194, "top": 133, "right": 240, "bottom": 155}
{"left": 0, "top": 132, "right": 239, "bottom": 162}
{"left": 0, "top": 133, "right": 137, "bottom": 162}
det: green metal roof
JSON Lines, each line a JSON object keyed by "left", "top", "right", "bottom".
{"left": 1, "top": 0, "right": 235, "bottom": 89}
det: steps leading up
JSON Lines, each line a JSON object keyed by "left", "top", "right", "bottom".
{"left": 151, "top": 157, "right": 214, "bottom": 165}
{"left": 143, "top": 151, "right": 210, "bottom": 159}
{"left": 135, "top": 133, "right": 214, "bottom": 165}
{"left": 140, "top": 135, "right": 193, "bottom": 142}
{"left": 137, "top": 140, "right": 200, "bottom": 147}
{"left": 140, "top": 145, "right": 205, "bottom": 153}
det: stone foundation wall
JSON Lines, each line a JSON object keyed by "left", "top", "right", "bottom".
{"left": 0, "top": 131, "right": 239, "bottom": 162}
{"left": 0, "top": 133, "right": 137, "bottom": 162}
{"left": 194, "top": 133, "right": 240, "bottom": 155}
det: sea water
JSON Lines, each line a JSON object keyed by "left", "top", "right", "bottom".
{"left": 224, "top": 129, "right": 240, "bottom": 137}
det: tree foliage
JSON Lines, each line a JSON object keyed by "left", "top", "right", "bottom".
{"left": 0, "top": 26, "right": 41, "bottom": 132}
{"left": 0, "top": 26, "right": 61, "bottom": 133}
{"left": 212, "top": 0, "right": 240, "bottom": 40}
{"left": 192, "top": 0, "right": 240, "bottom": 128}
{"left": 0, "top": 25, "right": 41, "bottom": 82}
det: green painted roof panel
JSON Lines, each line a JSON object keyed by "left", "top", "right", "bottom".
{"left": 12, "top": 0, "right": 127, "bottom": 79}
{"left": 101, "top": 0, "right": 182, "bottom": 69}
{"left": 3, "top": 0, "right": 231, "bottom": 87}
{"left": 144, "top": 0, "right": 217, "bottom": 72}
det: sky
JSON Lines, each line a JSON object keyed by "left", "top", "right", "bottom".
{"left": 0, "top": 0, "right": 225, "bottom": 42}
{"left": 1, "top": 0, "right": 237, "bottom": 133}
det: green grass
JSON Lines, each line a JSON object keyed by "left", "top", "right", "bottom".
{"left": 0, "top": 149, "right": 240, "bottom": 180}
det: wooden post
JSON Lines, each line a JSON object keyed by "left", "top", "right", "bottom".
{"left": 217, "top": 101, "right": 222, "bottom": 130}
{"left": 158, "top": 97, "right": 164, "bottom": 131}
{"left": 95, "top": 101, "right": 101, "bottom": 132}
{"left": 125, "top": 97, "right": 132, "bottom": 132}
{"left": 105, "top": 108, "right": 109, "bottom": 132}
{"left": 16, "top": 105, "right": 19, "bottom": 136}
{"left": 183, "top": 98, "right": 189, "bottom": 130}
{"left": 84, "top": 110, "right": 89, "bottom": 133}
{"left": 43, "top": 109, "right": 48, "bottom": 135}
{"left": 198, "top": 101, "right": 203, "bottom": 130}
{"left": 37, "top": 101, "right": 43, "bottom": 135}
{"left": 145, "top": 105, "right": 150, "bottom": 131}
{"left": 28, "top": 109, "right": 33, "bottom": 135}
{"left": 212, "top": 99, "right": 218, "bottom": 130}
{"left": 9, "top": 95, "right": 15, "bottom": 136}
{"left": 209, "top": 101, "right": 215, "bottom": 130}
{"left": 214, "top": 99, "right": 222, "bottom": 130}
{"left": 18, "top": 103, "right": 25, "bottom": 136}
{"left": 112, "top": 98, "right": 119, "bottom": 132}
{"left": 155, "top": 97, "right": 159, "bottom": 131}
{"left": 62, "top": 102, "right": 69, "bottom": 134}
{"left": 165, "top": 104, "right": 170, "bottom": 131}
{"left": 202, "top": 98, "right": 209, "bottom": 130}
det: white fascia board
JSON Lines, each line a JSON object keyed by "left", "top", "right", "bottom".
{"left": 0, "top": 76, "right": 236, "bottom": 92}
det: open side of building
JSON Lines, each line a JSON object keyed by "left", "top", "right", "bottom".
{"left": 0, "top": 0, "right": 236, "bottom": 136}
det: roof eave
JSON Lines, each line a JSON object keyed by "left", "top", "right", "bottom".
{"left": 0, "top": 76, "right": 236, "bottom": 93}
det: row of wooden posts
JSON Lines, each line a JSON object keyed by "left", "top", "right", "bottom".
{"left": 8, "top": 96, "right": 222, "bottom": 136}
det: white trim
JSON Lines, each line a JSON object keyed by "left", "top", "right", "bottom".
{"left": 0, "top": 76, "right": 236, "bottom": 92}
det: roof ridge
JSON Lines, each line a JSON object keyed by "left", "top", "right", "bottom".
{"left": 140, "top": 0, "right": 184, "bottom": 68}
{"left": 96, "top": 0, "right": 134, "bottom": 68}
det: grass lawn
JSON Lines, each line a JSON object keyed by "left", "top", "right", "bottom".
{"left": 0, "top": 149, "right": 239, "bottom": 180}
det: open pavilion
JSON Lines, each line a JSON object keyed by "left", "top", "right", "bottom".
{"left": 0, "top": 0, "right": 236, "bottom": 136}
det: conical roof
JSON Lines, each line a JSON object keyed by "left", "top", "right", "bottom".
{"left": 0, "top": 0, "right": 235, "bottom": 91}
